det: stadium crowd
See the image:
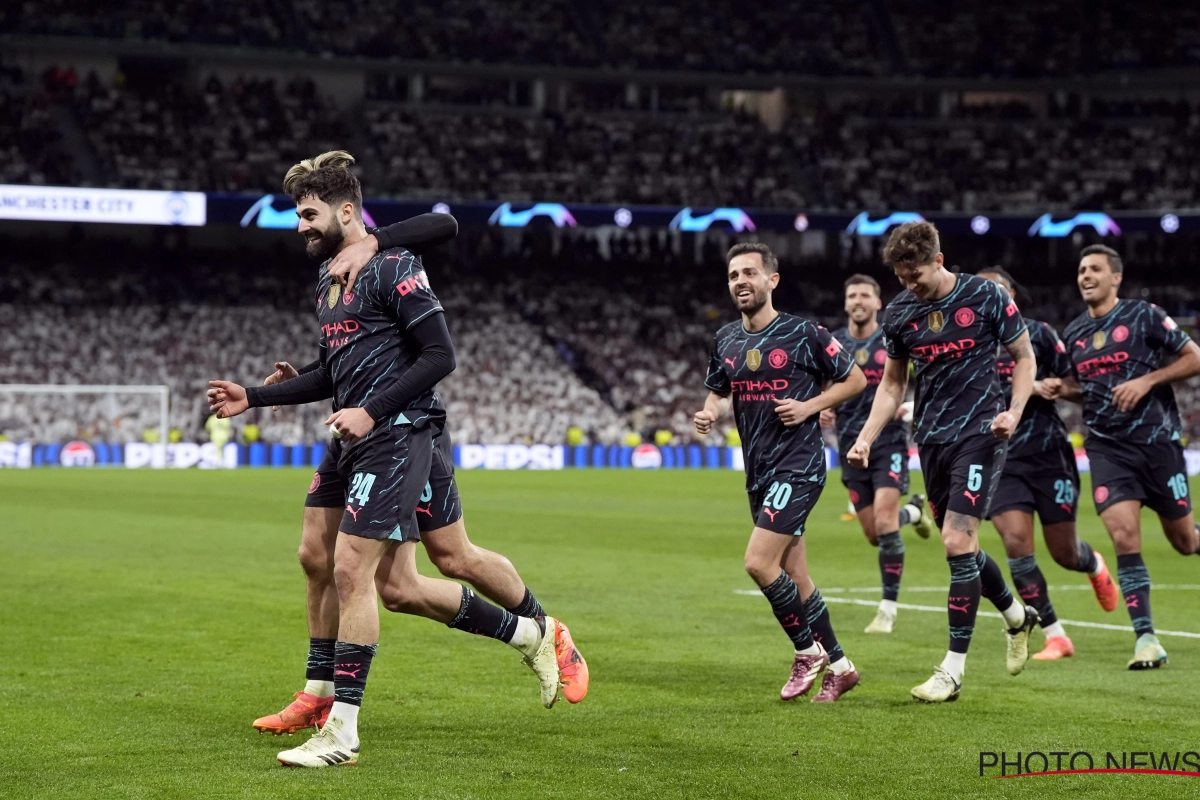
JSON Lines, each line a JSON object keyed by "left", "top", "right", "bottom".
{"left": 8, "top": 1, "right": 1198, "bottom": 77}
{"left": 1, "top": 231, "right": 1199, "bottom": 447}
{"left": 7, "top": 62, "right": 1200, "bottom": 213}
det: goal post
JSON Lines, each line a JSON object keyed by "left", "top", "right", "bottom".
{"left": 0, "top": 384, "right": 170, "bottom": 468}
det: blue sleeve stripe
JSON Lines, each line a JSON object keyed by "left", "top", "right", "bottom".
{"left": 405, "top": 306, "right": 445, "bottom": 330}
{"left": 1001, "top": 323, "right": 1028, "bottom": 345}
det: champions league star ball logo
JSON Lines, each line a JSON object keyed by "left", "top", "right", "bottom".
{"left": 928, "top": 311, "right": 945, "bottom": 333}
{"left": 746, "top": 349, "right": 762, "bottom": 371}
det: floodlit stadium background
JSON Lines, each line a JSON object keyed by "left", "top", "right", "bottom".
{"left": 3, "top": 4, "right": 1199, "bottom": 472}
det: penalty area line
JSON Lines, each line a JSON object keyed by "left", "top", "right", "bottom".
{"left": 732, "top": 590, "right": 1200, "bottom": 639}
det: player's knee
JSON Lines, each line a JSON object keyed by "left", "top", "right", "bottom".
{"left": 431, "top": 547, "right": 479, "bottom": 582}
{"left": 744, "top": 554, "right": 774, "bottom": 585}
{"left": 378, "top": 582, "right": 420, "bottom": 614}
{"left": 297, "top": 543, "right": 331, "bottom": 581}
{"left": 332, "top": 559, "right": 371, "bottom": 598}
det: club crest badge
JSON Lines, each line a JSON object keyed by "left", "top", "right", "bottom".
{"left": 327, "top": 284, "right": 341, "bottom": 309}
{"left": 855, "top": 348, "right": 869, "bottom": 366}
{"left": 928, "top": 311, "right": 945, "bottom": 333}
{"left": 746, "top": 349, "right": 762, "bottom": 371}
{"left": 1093, "top": 330, "right": 1107, "bottom": 350}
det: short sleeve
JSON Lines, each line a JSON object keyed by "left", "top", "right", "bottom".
{"left": 372, "top": 250, "right": 444, "bottom": 329}
{"left": 1147, "top": 304, "right": 1192, "bottom": 354}
{"left": 813, "top": 325, "right": 855, "bottom": 381}
{"left": 704, "top": 338, "right": 731, "bottom": 395}
{"left": 882, "top": 313, "right": 909, "bottom": 360}
{"left": 1039, "top": 323, "right": 1073, "bottom": 378}
{"left": 990, "top": 284, "right": 1027, "bottom": 345}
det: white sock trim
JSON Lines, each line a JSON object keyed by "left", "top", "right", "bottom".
{"left": 940, "top": 651, "right": 966, "bottom": 681}
{"left": 1042, "top": 621, "right": 1068, "bottom": 640}
{"left": 1001, "top": 601, "right": 1026, "bottom": 629}
{"left": 509, "top": 616, "right": 542, "bottom": 657}
{"left": 900, "top": 504, "right": 920, "bottom": 526}
{"left": 829, "top": 656, "right": 853, "bottom": 675}
{"left": 326, "top": 701, "right": 360, "bottom": 745}
{"left": 304, "top": 679, "right": 335, "bottom": 698}
{"left": 879, "top": 599, "right": 898, "bottom": 617}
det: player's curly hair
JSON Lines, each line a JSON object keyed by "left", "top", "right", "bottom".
{"left": 283, "top": 150, "right": 362, "bottom": 212}
{"left": 881, "top": 221, "right": 940, "bottom": 268}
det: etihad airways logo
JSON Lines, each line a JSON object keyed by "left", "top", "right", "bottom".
{"left": 732, "top": 379, "right": 788, "bottom": 401}
{"left": 911, "top": 339, "right": 977, "bottom": 360}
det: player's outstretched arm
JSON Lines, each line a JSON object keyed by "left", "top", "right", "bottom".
{"left": 207, "top": 381, "right": 249, "bottom": 419}
{"left": 694, "top": 391, "right": 731, "bottom": 436}
{"left": 993, "top": 330, "right": 1035, "bottom": 439}
{"left": 328, "top": 213, "right": 459, "bottom": 294}
{"left": 847, "top": 356, "right": 908, "bottom": 468}
{"left": 1110, "top": 339, "right": 1200, "bottom": 412}
{"left": 241, "top": 366, "right": 334, "bottom": 410}
{"left": 775, "top": 365, "right": 866, "bottom": 427}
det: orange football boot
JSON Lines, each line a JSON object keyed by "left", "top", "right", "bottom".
{"left": 1089, "top": 553, "right": 1120, "bottom": 612}
{"left": 553, "top": 619, "right": 589, "bottom": 704}
{"left": 252, "top": 691, "right": 334, "bottom": 735}
{"left": 1031, "top": 636, "right": 1075, "bottom": 661}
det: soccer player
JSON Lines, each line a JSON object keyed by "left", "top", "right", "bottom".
{"left": 975, "top": 267, "right": 1119, "bottom": 661}
{"left": 1062, "top": 244, "right": 1200, "bottom": 670}
{"left": 246, "top": 214, "right": 586, "bottom": 740}
{"left": 822, "top": 274, "right": 936, "bottom": 634}
{"left": 847, "top": 222, "right": 1040, "bottom": 703}
{"left": 695, "top": 243, "right": 868, "bottom": 703}
{"left": 207, "top": 152, "right": 571, "bottom": 767}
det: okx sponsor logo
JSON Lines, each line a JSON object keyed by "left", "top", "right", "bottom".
{"left": 979, "top": 750, "right": 1200, "bottom": 778}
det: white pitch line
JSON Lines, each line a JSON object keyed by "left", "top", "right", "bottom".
{"left": 732, "top": 590, "right": 1200, "bottom": 640}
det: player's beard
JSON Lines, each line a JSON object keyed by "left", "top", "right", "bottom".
{"left": 305, "top": 221, "right": 345, "bottom": 262}
{"left": 735, "top": 286, "right": 768, "bottom": 315}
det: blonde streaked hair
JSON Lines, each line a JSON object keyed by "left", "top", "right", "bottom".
{"left": 283, "top": 150, "right": 362, "bottom": 211}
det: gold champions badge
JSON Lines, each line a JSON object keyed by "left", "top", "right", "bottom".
{"left": 1093, "top": 330, "right": 1107, "bottom": 349}
{"left": 746, "top": 349, "right": 762, "bottom": 371}
{"left": 928, "top": 311, "right": 945, "bottom": 333}
{"left": 855, "top": 348, "right": 869, "bottom": 366}
{"left": 327, "top": 284, "right": 341, "bottom": 309}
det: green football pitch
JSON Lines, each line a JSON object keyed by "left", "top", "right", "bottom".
{"left": 2, "top": 468, "right": 1198, "bottom": 799}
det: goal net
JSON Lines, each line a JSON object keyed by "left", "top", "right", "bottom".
{"left": 0, "top": 384, "right": 174, "bottom": 468}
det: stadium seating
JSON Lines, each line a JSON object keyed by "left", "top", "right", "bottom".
{"left": 2, "top": 233, "right": 1198, "bottom": 447}
{"left": 10, "top": 2, "right": 1200, "bottom": 77}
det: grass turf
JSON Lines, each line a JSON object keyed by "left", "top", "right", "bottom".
{"left": 1, "top": 467, "right": 1198, "bottom": 799}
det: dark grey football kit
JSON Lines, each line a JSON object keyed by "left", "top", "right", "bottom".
{"left": 882, "top": 274, "right": 1027, "bottom": 528}
{"left": 831, "top": 326, "right": 910, "bottom": 512}
{"left": 706, "top": 313, "right": 856, "bottom": 535}
{"left": 247, "top": 247, "right": 450, "bottom": 541}
{"left": 987, "top": 319, "right": 1079, "bottom": 525}
{"left": 1063, "top": 299, "right": 1194, "bottom": 519}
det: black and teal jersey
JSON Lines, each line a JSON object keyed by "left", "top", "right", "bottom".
{"left": 999, "top": 319, "right": 1072, "bottom": 460}
{"left": 882, "top": 273, "right": 1026, "bottom": 445}
{"left": 314, "top": 247, "right": 445, "bottom": 428}
{"left": 706, "top": 312, "right": 856, "bottom": 492}
{"left": 831, "top": 325, "right": 908, "bottom": 457}
{"left": 1063, "top": 299, "right": 1193, "bottom": 444}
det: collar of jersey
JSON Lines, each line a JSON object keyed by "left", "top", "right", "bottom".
{"left": 1085, "top": 298, "right": 1125, "bottom": 325}
{"left": 741, "top": 313, "right": 783, "bottom": 336}
{"left": 845, "top": 325, "right": 881, "bottom": 344}
{"left": 919, "top": 273, "right": 967, "bottom": 308}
